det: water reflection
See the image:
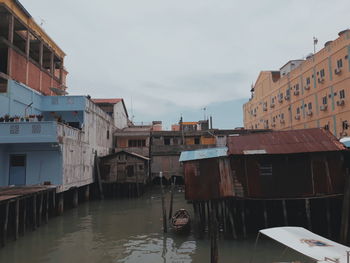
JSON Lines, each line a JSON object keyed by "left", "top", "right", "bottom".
{"left": 0, "top": 189, "right": 313, "bottom": 263}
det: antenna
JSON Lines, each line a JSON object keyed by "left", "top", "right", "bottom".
{"left": 201, "top": 107, "right": 207, "bottom": 120}
{"left": 313, "top": 36, "right": 318, "bottom": 54}
{"left": 130, "top": 96, "right": 135, "bottom": 122}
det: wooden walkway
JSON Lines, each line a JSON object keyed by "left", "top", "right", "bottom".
{"left": 0, "top": 186, "right": 57, "bottom": 247}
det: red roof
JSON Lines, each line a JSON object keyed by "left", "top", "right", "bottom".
{"left": 92, "top": 98, "right": 123, "bottom": 104}
{"left": 227, "top": 128, "right": 346, "bottom": 155}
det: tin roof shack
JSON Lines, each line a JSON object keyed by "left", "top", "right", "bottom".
{"left": 179, "top": 147, "right": 234, "bottom": 201}
{"left": 100, "top": 151, "right": 150, "bottom": 197}
{"left": 227, "top": 128, "right": 347, "bottom": 198}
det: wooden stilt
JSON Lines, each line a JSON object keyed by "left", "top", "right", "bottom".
{"left": 305, "top": 198, "right": 312, "bottom": 231}
{"left": 210, "top": 201, "right": 219, "bottom": 263}
{"left": 33, "top": 195, "right": 37, "bottom": 230}
{"left": 14, "top": 199, "right": 19, "bottom": 240}
{"left": 2, "top": 201, "right": 9, "bottom": 247}
{"left": 227, "top": 200, "right": 237, "bottom": 239}
{"left": 22, "top": 199, "right": 27, "bottom": 235}
{"left": 45, "top": 191, "right": 49, "bottom": 223}
{"left": 160, "top": 174, "right": 167, "bottom": 233}
{"left": 263, "top": 200, "right": 268, "bottom": 228}
{"left": 282, "top": 200, "right": 288, "bottom": 226}
{"left": 84, "top": 185, "right": 90, "bottom": 202}
{"left": 72, "top": 188, "right": 78, "bottom": 208}
{"left": 38, "top": 193, "right": 43, "bottom": 227}
{"left": 340, "top": 169, "right": 350, "bottom": 243}
{"left": 326, "top": 198, "right": 331, "bottom": 237}
{"left": 168, "top": 178, "right": 176, "bottom": 220}
{"left": 57, "top": 193, "right": 64, "bottom": 216}
{"left": 241, "top": 200, "right": 247, "bottom": 238}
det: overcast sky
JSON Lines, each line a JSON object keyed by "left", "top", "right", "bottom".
{"left": 21, "top": 0, "right": 349, "bottom": 129}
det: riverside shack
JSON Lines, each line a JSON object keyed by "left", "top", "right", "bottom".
{"left": 227, "top": 128, "right": 347, "bottom": 198}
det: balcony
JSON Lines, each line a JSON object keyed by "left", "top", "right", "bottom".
{"left": 0, "top": 121, "right": 82, "bottom": 144}
{"left": 0, "top": 121, "right": 59, "bottom": 144}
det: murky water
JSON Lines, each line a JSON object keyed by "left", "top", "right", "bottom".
{"left": 0, "top": 188, "right": 312, "bottom": 263}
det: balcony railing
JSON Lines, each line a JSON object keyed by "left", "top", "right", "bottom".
{"left": 0, "top": 121, "right": 83, "bottom": 144}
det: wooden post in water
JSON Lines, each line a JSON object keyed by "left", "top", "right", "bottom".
{"left": 38, "top": 193, "right": 43, "bottom": 227}
{"left": 168, "top": 177, "right": 176, "bottom": 220}
{"left": 282, "top": 199, "right": 288, "bottom": 226}
{"left": 210, "top": 201, "right": 218, "bottom": 263}
{"left": 305, "top": 198, "right": 312, "bottom": 231}
{"left": 45, "top": 191, "right": 49, "bottom": 223}
{"left": 57, "top": 193, "right": 64, "bottom": 216}
{"left": 32, "top": 194, "right": 37, "bottom": 229}
{"left": 94, "top": 152, "right": 104, "bottom": 200}
{"left": 72, "top": 188, "right": 78, "bottom": 208}
{"left": 241, "top": 200, "right": 247, "bottom": 238}
{"left": 22, "top": 198, "right": 27, "bottom": 235}
{"left": 14, "top": 199, "right": 19, "bottom": 240}
{"left": 2, "top": 201, "right": 9, "bottom": 247}
{"left": 340, "top": 168, "right": 350, "bottom": 243}
{"left": 160, "top": 172, "right": 167, "bottom": 233}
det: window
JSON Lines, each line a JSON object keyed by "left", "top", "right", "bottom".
{"left": 138, "top": 165, "right": 144, "bottom": 171}
{"left": 281, "top": 113, "right": 284, "bottom": 119}
{"left": 308, "top": 103, "right": 312, "bottom": 110}
{"left": 164, "top": 138, "right": 171, "bottom": 145}
{"left": 260, "top": 162, "right": 272, "bottom": 176}
{"left": 306, "top": 77, "right": 311, "bottom": 85}
{"left": 320, "top": 69, "right": 325, "bottom": 78}
{"left": 107, "top": 130, "right": 110, "bottom": 139}
{"left": 324, "top": 124, "right": 329, "bottom": 130}
{"left": 322, "top": 96, "right": 327, "bottom": 105}
{"left": 173, "top": 138, "right": 179, "bottom": 145}
{"left": 337, "top": 59, "right": 343, "bottom": 68}
{"left": 128, "top": 140, "right": 146, "bottom": 147}
{"left": 296, "top": 107, "right": 300, "bottom": 114}
{"left": 343, "top": 121, "right": 349, "bottom": 130}
{"left": 340, "top": 89, "right": 346, "bottom": 99}
{"left": 194, "top": 137, "right": 200, "bottom": 145}
{"left": 0, "top": 78, "right": 7, "bottom": 93}
{"left": 295, "top": 84, "right": 299, "bottom": 90}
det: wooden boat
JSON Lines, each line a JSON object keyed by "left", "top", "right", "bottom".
{"left": 251, "top": 227, "right": 350, "bottom": 263}
{"left": 171, "top": 209, "right": 190, "bottom": 233}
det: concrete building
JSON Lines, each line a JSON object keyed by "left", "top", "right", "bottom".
{"left": 0, "top": 0, "right": 68, "bottom": 96}
{"left": 243, "top": 29, "right": 350, "bottom": 138}
{"left": 92, "top": 98, "right": 129, "bottom": 129}
{"left": 0, "top": 80, "right": 114, "bottom": 193}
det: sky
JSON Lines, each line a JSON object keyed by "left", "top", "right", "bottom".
{"left": 20, "top": 0, "right": 350, "bottom": 129}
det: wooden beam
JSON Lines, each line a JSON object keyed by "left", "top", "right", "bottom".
{"left": 2, "top": 202, "right": 9, "bottom": 247}
{"left": 14, "top": 199, "right": 19, "bottom": 240}
{"left": 32, "top": 195, "right": 37, "bottom": 230}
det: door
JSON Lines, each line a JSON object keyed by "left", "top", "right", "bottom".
{"left": 9, "top": 155, "right": 26, "bottom": 185}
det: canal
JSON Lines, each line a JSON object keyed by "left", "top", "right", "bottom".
{"left": 0, "top": 188, "right": 311, "bottom": 263}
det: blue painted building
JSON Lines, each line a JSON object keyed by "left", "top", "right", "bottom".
{"left": 0, "top": 80, "right": 115, "bottom": 192}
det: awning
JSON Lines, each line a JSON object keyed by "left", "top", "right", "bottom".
{"left": 260, "top": 227, "right": 350, "bottom": 263}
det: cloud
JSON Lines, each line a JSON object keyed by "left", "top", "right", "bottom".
{"left": 20, "top": 0, "right": 350, "bottom": 128}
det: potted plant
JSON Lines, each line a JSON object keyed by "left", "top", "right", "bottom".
{"left": 25, "top": 116, "right": 29, "bottom": 122}
{"left": 4, "top": 114, "right": 9, "bottom": 122}
{"left": 13, "top": 115, "right": 20, "bottom": 122}
{"left": 29, "top": 114, "right": 36, "bottom": 122}
{"left": 36, "top": 114, "right": 43, "bottom": 121}
{"left": 20, "top": 117, "right": 24, "bottom": 122}
{"left": 9, "top": 117, "right": 14, "bottom": 122}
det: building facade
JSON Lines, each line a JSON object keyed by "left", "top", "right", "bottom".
{"left": 243, "top": 29, "right": 350, "bottom": 138}
{"left": 0, "top": 0, "right": 68, "bottom": 96}
{"left": 0, "top": 80, "right": 114, "bottom": 192}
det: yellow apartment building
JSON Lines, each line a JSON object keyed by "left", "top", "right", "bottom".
{"left": 243, "top": 29, "right": 350, "bottom": 138}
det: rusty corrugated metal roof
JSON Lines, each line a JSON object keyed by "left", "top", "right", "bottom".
{"left": 228, "top": 128, "right": 346, "bottom": 155}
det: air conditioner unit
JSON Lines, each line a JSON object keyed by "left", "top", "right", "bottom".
{"left": 337, "top": 99, "right": 345, "bottom": 106}
{"left": 320, "top": 105, "right": 328, "bottom": 111}
{"left": 295, "top": 114, "right": 300, "bottom": 120}
{"left": 335, "top": 68, "right": 342, "bottom": 75}
{"left": 318, "top": 78, "right": 325, "bottom": 84}
{"left": 294, "top": 90, "right": 300, "bottom": 96}
{"left": 284, "top": 95, "right": 290, "bottom": 100}
{"left": 304, "top": 85, "right": 310, "bottom": 90}
{"left": 270, "top": 103, "right": 275, "bottom": 108}
{"left": 307, "top": 110, "right": 313, "bottom": 116}
{"left": 280, "top": 119, "right": 285, "bottom": 124}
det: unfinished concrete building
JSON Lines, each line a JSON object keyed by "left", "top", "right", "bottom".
{"left": 0, "top": 0, "right": 67, "bottom": 96}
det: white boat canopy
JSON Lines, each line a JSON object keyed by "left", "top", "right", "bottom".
{"left": 260, "top": 227, "right": 350, "bottom": 263}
